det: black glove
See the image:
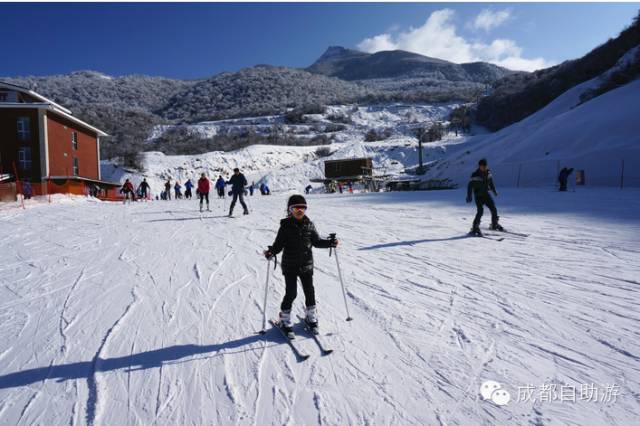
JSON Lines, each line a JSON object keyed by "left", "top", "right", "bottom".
{"left": 329, "top": 239, "right": 339, "bottom": 248}
{"left": 264, "top": 250, "right": 273, "bottom": 260}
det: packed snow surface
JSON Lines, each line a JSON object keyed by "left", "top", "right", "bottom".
{"left": 1, "top": 188, "right": 639, "bottom": 425}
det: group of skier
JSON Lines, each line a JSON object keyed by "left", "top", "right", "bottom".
{"left": 120, "top": 168, "right": 267, "bottom": 217}
{"left": 117, "top": 159, "right": 532, "bottom": 343}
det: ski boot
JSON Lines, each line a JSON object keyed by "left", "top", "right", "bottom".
{"left": 243, "top": 209, "right": 249, "bottom": 215}
{"left": 199, "top": 204, "right": 203, "bottom": 212}
{"left": 469, "top": 226, "right": 483, "bottom": 237}
{"left": 490, "top": 223, "right": 504, "bottom": 232}
{"left": 304, "top": 305, "right": 319, "bottom": 334}
{"left": 278, "top": 310, "right": 294, "bottom": 339}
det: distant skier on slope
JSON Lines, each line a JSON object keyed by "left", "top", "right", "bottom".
{"left": 466, "top": 158, "right": 503, "bottom": 236}
{"left": 227, "top": 168, "right": 249, "bottom": 216}
{"left": 164, "top": 179, "right": 172, "bottom": 200}
{"left": 121, "top": 179, "right": 135, "bottom": 203}
{"left": 197, "top": 173, "right": 210, "bottom": 212}
{"left": 263, "top": 194, "right": 338, "bottom": 336}
{"left": 184, "top": 179, "right": 194, "bottom": 199}
{"left": 558, "top": 167, "right": 574, "bottom": 192}
{"left": 138, "top": 178, "right": 150, "bottom": 200}
{"left": 215, "top": 175, "right": 226, "bottom": 198}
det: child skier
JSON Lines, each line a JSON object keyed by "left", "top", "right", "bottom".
{"left": 466, "top": 158, "right": 503, "bottom": 236}
{"left": 184, "top": 179, "right": 194, "bottom": 199}
{"left": 263, "top": 195, "right": 338, "bottom": 337}
{"left": 215, "top": 176, "right": 226, "bottom": 198}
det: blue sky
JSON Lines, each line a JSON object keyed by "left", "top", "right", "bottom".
{"left": 1, "top": 2, "right": 638, "bottom": 78}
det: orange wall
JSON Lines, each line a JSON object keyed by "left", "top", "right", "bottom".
{"left": 46, "top": 113, "right": 99, "bottom": 179}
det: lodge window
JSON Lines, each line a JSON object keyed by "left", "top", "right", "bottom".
{"left": 17, "top": 117, "right": 31, "bottom": 141}
{"left": 72, "top": 132, "right": 78, "bottom": 150}
{"left": 73, "top": 158, "right": 79, "bottom": 176}
{"left": 0, "top": 92, "right": 7, "bottom": 102}
{"left": 18, "top": 147, "right": 32, "bottom": 171}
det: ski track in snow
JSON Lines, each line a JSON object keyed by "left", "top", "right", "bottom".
{"left": 0, "top": 188, "right": 639, "bottom": 425}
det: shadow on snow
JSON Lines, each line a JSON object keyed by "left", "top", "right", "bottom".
{"left": 358, "top": 235, "right": 470, "bottom": 250}
{"left": 0, "top": 331, "right": 283, "bottom": 390}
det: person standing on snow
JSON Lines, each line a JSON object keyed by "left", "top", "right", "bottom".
{"left": 466, "top": 158, "right": 503, "bottom": 236}
{"left": 227, "top": 168, "right": 249, "bottom": 216}
{"left": 263, "top": 195, "right": 338, "bottom": 335}
{"left": 164, "top": 179, "right": 172, "bottom": 200}
{"left": 249, "top": 182, "right": 255, "bottom": 196}
{"left": 138, "top": 178, "right": 150, "bottom": 200}
{"left": 121, "top": 179, "right": 135, "bottom": 203}
{"left": 174, "top": 182, "right": 182, "bottom": 199}
{"left": 558, "top": 167, "right": 574, "bottom": 192}
{"left": 22, "top": 178, "right": 33, "bottom": 200}
{"left": 197, "top": 173, "right": 210, "bottom": 212}
{"left": 215, "top": 175, "right": 226, "bottom": 198}
{"left": 184, "top": 179, "right": 194, "bottom": 199}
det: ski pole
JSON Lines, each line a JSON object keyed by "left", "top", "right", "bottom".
{"left": 259, "top": 255, "right": 277, "bottom": 334}
{"left": 329, "top": 233, "right": 353, "bottom": 321}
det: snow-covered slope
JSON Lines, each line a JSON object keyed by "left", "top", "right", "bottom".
{"left": 102, "top": 103, "right": 461, "bottom": 193}
{"left": 1, "top": 188, "right": 639, "bottom": 424}
{"left": 101, "top": 145, "right": 319, "bottom": 194}
{"left": 425, "top": 77, "right": 640, "bottom": 187}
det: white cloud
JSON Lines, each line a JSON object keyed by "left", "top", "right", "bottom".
{"left": 472, "top": 9, "right": 511, "bottom": 32}
{"left": 356, "top": 9, "right": 552, "bottom": 72}
{"left": 357, "top": 34, "right": 397, "bottom": 53}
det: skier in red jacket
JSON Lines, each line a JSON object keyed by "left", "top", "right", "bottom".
{"left": 121, "top": 179, "right": 135, "bottom": 204}
{"left": 197, "top": 173, "right": 211, "bottom": 212}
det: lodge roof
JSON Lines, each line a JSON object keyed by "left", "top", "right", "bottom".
{"left": 0, "top": 81, "right": 109, "bottom": 137}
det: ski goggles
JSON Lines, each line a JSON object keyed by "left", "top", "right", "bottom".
{"left": 288, "top": 204, "right": 307, "bottom": 213}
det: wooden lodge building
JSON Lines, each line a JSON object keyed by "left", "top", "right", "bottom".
{"left": 0, "top": 81, "right": 120, "bottom": 199}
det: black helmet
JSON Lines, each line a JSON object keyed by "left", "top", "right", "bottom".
{"left": 287, "top": 194, "right": 307, "bottom": 208}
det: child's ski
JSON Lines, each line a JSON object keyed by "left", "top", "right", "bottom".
{"left": 269, "top": 320, "right": 310, "bottom": 361}
{"left": 489, "top": 229, "right": 529, "bottom": 238}
{"left": 467, "top": 232, "right": 504, "bottom": 242}
{"left": 296, "top": 315, "right": 333, "bottom": 355}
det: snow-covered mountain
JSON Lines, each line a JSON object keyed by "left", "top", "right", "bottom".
{"left": 101, "top": 103, "right": 461, "bottom": 192}
{"left": 103, "top": 50, "right": 640, "bottom": 192}
{"left": 307, "top": 46, "right": 516, "bottom": 82}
